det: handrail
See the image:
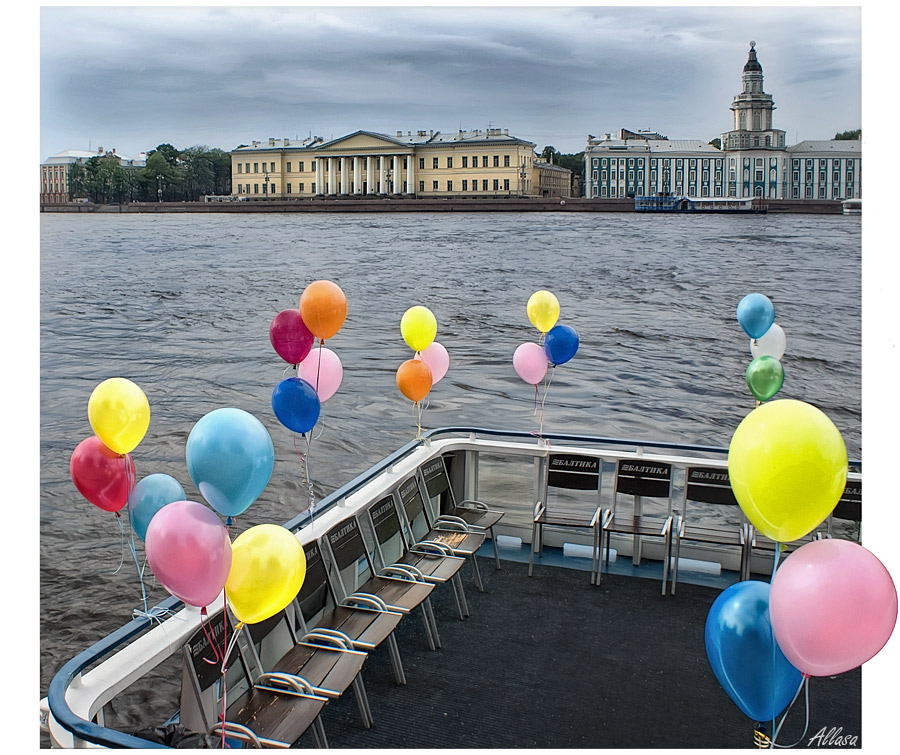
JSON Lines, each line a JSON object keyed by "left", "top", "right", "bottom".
{"left": 45, "top": 426, "right": 861, "bottom": 747}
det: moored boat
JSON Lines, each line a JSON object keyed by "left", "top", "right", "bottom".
{"left": 635, "top": 195, "right": 767, "bottom": 213}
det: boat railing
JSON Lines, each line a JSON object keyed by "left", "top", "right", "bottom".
{"left": 42, "top": 427, "right": 862, "bottom": 748}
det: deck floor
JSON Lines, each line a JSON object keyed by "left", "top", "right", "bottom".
{"left": 293, "top": 554, "right": 862, "bottom": 749}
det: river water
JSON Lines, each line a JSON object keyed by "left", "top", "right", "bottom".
{"left": 39, "top": 211, "right": 861, "bottom": 725}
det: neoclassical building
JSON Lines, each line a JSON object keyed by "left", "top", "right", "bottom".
{"left": 40, "top": 147, "right": 146, "bottom": 204}
{"left": 585, "top": 43, "right": 860, "bottom": 201}
{"left": 231, "top": 128, "right": 571, "bottom": 199}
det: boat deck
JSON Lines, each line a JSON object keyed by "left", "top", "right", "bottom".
{"left": 289, "top": 551, "right": 861, "bottom": 749}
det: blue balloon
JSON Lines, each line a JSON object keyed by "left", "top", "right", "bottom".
{"left": 544, "top": 324, "right": 579, "bottom": 366}
{"left": 736, "top": 293, "right": 775, "bottom": 339}
{"left": 127, "top": 473, "right": 186, "bottom": 541}
{"left": 272, "top": 377, "right": 321, "bottom": 435}
{"left": 705, "top": 580, "right": 802, "bottom": 723}
{"left": 185, "top": 408, "right": 274, "bottom": 518}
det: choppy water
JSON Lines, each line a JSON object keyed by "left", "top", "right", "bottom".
{"left": 39, "top": 211, "right": 861, "bottom": 720}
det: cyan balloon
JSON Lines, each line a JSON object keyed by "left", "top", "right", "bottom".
{"left": 705, "top": 580, "right": 802, "bottom": 723}
{"left": 544, "top": 324, "right": 579, "bottom": 366}
{"left": 272, "top": 377, "right": 321, "bottom": 434}
{"left": 186, "top": 408, "right": 274, "bottom": 519}
{"left": 736, "top": 293, "right": 775, "bottom": 339}
{"left": 127, "top": 473, "right": 186, "bottom": 541}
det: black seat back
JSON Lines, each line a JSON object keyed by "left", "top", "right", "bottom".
{"left": 324, "top": 517, "right": 376, "bottom": 597}
{"left": 397, "top": 474, "right": 433, "bottom": 544}
{"left": 366, "top": 494, "right": 408, "bottom": 568}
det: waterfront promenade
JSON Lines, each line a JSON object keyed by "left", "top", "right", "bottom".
{"left": 40, "top": 197, "right": 845, "bottom": 214}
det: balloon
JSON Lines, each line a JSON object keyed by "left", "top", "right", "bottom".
{"left": 272, "top": 377, "right": 321, "bottom": 434}
{"left": 745, "top": 355, "right": 784, "bottom": 402}
{"left": 70, "top": 436, "right": 136, "bottom": 513}
{"left": 750, "top": 322, "right": 786, "bottom": 361}
{"left": 127, "top": 473, "right": 186, "bottom": 541}
{"left": 186, "top": 408, "right": 275, "bottom": 519}
{"left": 88, "top": 377, "right": 150, "bottom": 455}
{"left": 513, "top": 342, "right": 549, "bottom": 385}
{"left": 705, "top": 580, "right": 803, "bottom": 722}
{"left": 396, "top": 359, "right": 433, "bottom": 403}
{"left": 299, "top": 280, "right": 347, "bottom": 340}
{"left": 415, "top": 342, "right": 450, "bottom": 385}
{"left": 145, "top": 500, "right": 232, "bottom": 608}
{"left": 770, "top": 539, "right": 898, "bottom": 677}
{"left": 728, "top": 399, "right": 847, "bottom": 542}
{"left": 269, "top": 309, "right": 315, "bottom": 365}
{"left": 298, "top": 346, "right": 343, "bottom": 401}
{"left": 544, "top": 324, "right": 579, "bottom": 366}
{"left": 736, "top": 293, "right": 775, "bottom": 339}
{"left": 400, "top": 306, "right": 437, "bottom": 352}
{"left": 226, "top": 524, "right": 307, "bottom": 625}
{"left": 527, "top": 290, "right": 560, "bottom": 333}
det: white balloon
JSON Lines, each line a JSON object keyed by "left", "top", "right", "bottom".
{"left": 750, "top": 323, "right": 786, "bottom": 361}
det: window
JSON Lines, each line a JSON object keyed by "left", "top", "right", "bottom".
{"left": 482, "top": 179, "right": 488, "bottom": 191}
{"left": 447, "top": 180, "right": 453, "bottom": 191}
{"left": 286, "top": 162, "right": 291, "bottom": 173}
{"left": 472, "top": 156, "right": 478, "bottom": 167}
{"left": 504, "top": 155, "right": 510, "bottom": 167}
{"left": 287, "top": 183, "right": 291, "bottom": 194}
{"left": 433, "top": 157, "right": 439, "bottom": 169}
{"left": 755, "top": 170, "right": 763, "bottom": 182}
{"left": 269, "top": 162, "right": 274, "bottom": 173}
{"left": 493, "top": 179, "right": 499, "bottom": 190}
{"left": 253, "top": 163, "right": 258, "bottom": 173}
{"left": 299, "top": 162, "right": 304, "bottom": 172}
{"left": 493, "top": 155, "right": 499, "bottom": 168}
{"left": 311, "top": 182, "right": 316, "bottom": 193}
{"left": 237, "top": 164, "right": 243, "bottom": 174}
{"left": 471, "top": 181, "right": 477, "bottom": 192}
{"left": 447, "top": 157, "right": 453, "bottom": 169}
{"left": 245, "top": 163, "right": 250, "bottom": 173}
{"left": 299, "top": 183, "right": 304, "bottom": 193}
{"left": 460, "top": 156, "right": 467, "bottom": 168}
{"left": 433, "top": 180, "right": 439, "bottom": 190}
{"left": 419, "top": 180, "right": 425, "bottom": 192}
{"left": 462, "top": 179, "right": 468, "bottom": 191}
{"left": 503, "top": 179, "right": 510, "bottom": 190}
{"left": 254, "top": 184, "right": 259, "bottom": 193}
{"left": 419, "top": 158, "right": 425, "bottom": 169}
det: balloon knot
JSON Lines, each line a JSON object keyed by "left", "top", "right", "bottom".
{"left": 226, "top": 516, "right": 233, "bottom": 526}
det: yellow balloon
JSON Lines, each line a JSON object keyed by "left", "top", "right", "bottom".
{"left": 400, "top": 306, "right": 437, "bottom": 352}
{"left": 728, "top": 399, "right": 847, "bottom": 543}
{"left": 87, "top": 378, "right": 151, "bottom": 455}
{"left": 226, "top": 524, "right": 306, "bottom": 625}
{"left": 527, "top": 290, "right": 560, "bottom": 333}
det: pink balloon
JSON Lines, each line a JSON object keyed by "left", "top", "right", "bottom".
{"left": 298, "top": 346, "right": 343, "bottom": 402}
{"left": 270, "top": 309, "right": 315, "bottom": 365}
{"left": 770, "top": 538, "right": 898, "bottom": 677}
{"left": 415, "top": 342, "right": 450, "bottom": 385}
{"left": 145, "top": 500, "right": 232, "bottom": 608}
{"left": 513, "top": 342, "right": 549, "bottom": 385}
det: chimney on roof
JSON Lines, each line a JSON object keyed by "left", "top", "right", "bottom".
{"left": 397, "top": 131, "right": 402, "bottom": 137}
{"left": 504, "top": 129, "right": 508, "bottom": 135}
{"left": 269, "top": 138, "right": 275, "bottom": 146}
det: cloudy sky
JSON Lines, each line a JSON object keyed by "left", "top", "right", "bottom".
{"left": 38, "top": 2, "right": 866, "bottom": 160}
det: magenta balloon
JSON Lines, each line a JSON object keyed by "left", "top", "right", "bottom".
{"left": 298, "top": 346, "right": 343, "bottom": 402}
{"left": 770, "top": 539, "right": 898, "bottom": 677}
{"left": 145, "top": 500, "right": 233, "bottom": 608}
{"left": 416, "top": 342, "right": 450, "bottom": 385}
{"left": 270, "top": 309, "right": 315, "bottom": 365}
{"left": 513, "top": 342, "right": 549, "bottom": 385}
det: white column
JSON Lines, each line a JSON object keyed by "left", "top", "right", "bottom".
{"left": 379, "top": 157, "right": 387, "bottom": 194}
{"left": 366, "top": 156, "right": 375, "bottom": 195}
{"left": 340, "top": 157, "right": 349, "bottom": 195}
{"left": 406, "top": 153, "right": 415, "bottom": 195}
{"left": 353, "top": 157, "right": 363, "bottom": 195}
{"left": 393, "top": 157, "right": 401, "bottom": 194}
{"left": 315, "top": 159, "right": 323, "bottom": 195}
{"left": 328, "top": 158, "right": 337, "bottom": 195}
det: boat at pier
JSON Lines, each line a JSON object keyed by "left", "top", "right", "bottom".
{"left": 635, "top": 195, "right": 767, "bottom": 213}
{"left": 41, "top": 427, "right": 863, "bottom": 749}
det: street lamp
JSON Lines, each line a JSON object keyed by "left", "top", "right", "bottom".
{"left": 156, "top": 174, "right": 163, "bottom": 202}
{"left": 519, "top": 160, "right": 528, "bottom": 197}
{"left": 384, "top": 165, "right": 393, "bottom": 195}
{"left": 263, "top": 166, "right": 270, "bottom": 199}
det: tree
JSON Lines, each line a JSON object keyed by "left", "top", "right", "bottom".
{"left": 708, "top": 137, "right": 722, "bottom": 149}
{"left": 833, "top": 129, "right": 861, "bottom": 141}
{"left": 540, "top": 145, "right": 559, "bottom": 161}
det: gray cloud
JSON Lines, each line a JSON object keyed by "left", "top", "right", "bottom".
{"left": 40, "top": 5, "right": 862, "bottom": 159}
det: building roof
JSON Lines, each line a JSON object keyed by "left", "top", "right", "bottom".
{"left": 42, "top": 148, "right": 146, "bottom": 166}
{"left": 645, "top": 139, "right": 721, "bottom": 153}
{"left": 743, "top": 42, "right": 763, "bottom": 73}
{"left": 787, "top": 140, "right": 861, "bottom": 153}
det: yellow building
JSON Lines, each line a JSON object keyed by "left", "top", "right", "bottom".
{"left": 231, "top": 128, "right": 569, "bottom": 199}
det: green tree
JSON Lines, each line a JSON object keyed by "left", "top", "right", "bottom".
{"left": 708, "top": 137, "right": 722, "bottom": 149}
{"left": 833, "top": 129, "right": 861, "bottom": 141}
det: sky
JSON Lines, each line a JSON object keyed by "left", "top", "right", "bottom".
{"left": 37, "top": 2, "right": 866, "bottom": 160}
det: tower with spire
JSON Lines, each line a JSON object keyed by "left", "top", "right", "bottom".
{"left": 721, "top": 42, "right": 786, "bottom": 152}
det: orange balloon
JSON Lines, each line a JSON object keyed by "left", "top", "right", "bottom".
{"left": 396, "top": 359, "right": 432, "bottom": 403}
{"left": 299, "top": 280, "right": 348, "bottom": 340}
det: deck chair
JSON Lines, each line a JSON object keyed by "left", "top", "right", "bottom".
{"left": 670, "top": 466, "right": 751, "bottom": 594}
{"left": 418, "top": 454, "right": 505, "bottom": 569}
{"left": 397, "top": 472, "right": 487, "bottom": 592}
{"left": 365, "top": 492, "right": 470, "bottom": 620}
{"left": 821, "top": 478, "right": 862, "bottom": 542}
{"left": 321, "top": 516, "right": 440, "bottom": 651}
{"left": 180, "top": 608, "right": 329, "bottom": 748}
{"left": 601, "top": 459, "right": 675, "bottom": 595}
{"left": 529, "top": 453, "right": 602, "bottom": 584}
{"left": 245, "top": 606, "right": 373, "bottom": 729}
{"left": 294, "top": 539, "right": 408, "bottom": 685}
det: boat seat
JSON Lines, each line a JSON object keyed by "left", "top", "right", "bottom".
{"left": 364, "top": 493, "right": 470, "bottom": 620}
{"left": 821, "top": 476, "right": 862, "bottom": 542}
{"left": 321, "top": 516, "right": 440, "bottom": 652}
{"left": 670, "top": 466, "right": 751, "bottom": 594}
{"left": 601, "top": 458, "right": 674, "bottom": 595}
{"left": 245, "top": 605, "right": 373, "bottom": 729}
{"left": 528, "top": 453, "right": 602, "bottom": 584}
{"left": 179, "top": 608, "right": 329, "bottom": 748}
{"left": 418, "top": 453, "right": 506, "bottom": 569}
{"left": 397, "top": 472, "right": 488, "bottom": 592}
{"left": 294, "top": 540, "right": 408, "bottom": 686}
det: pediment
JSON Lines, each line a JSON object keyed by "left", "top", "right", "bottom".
{"left": 319, "top": 131, "right": 410, "bottom": 151}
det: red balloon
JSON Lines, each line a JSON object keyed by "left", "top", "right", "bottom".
{"left": 70, "top": 436, "right": 136, "bottom": 512}
{"left": 269, "top": 309, "right": 315, "bottom": 365}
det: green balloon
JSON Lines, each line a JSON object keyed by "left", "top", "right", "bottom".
{"left": 746, "top": 356, "right": 784, "bottom": 402}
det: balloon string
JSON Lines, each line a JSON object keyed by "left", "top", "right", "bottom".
{"left": 414, "top": 400, "right": 424, "bottom": 440}
{"left": 293, "top": 434, "right": 317, "bottom": 523}
{"left": 768, "top": 676, "right": 810, "bottom": 748}
{"left": 112, "top": 454, "right": 137, "bottom": 575}
{"left": 113, "top": 511, "right": 127, "bottom": 574}
{"left": 538, "top": 366, "right": 555, "bottom": 438}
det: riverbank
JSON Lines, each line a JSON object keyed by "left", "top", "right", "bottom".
{"left": 40, "top": 197, "right": 845, "bottom": 214}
